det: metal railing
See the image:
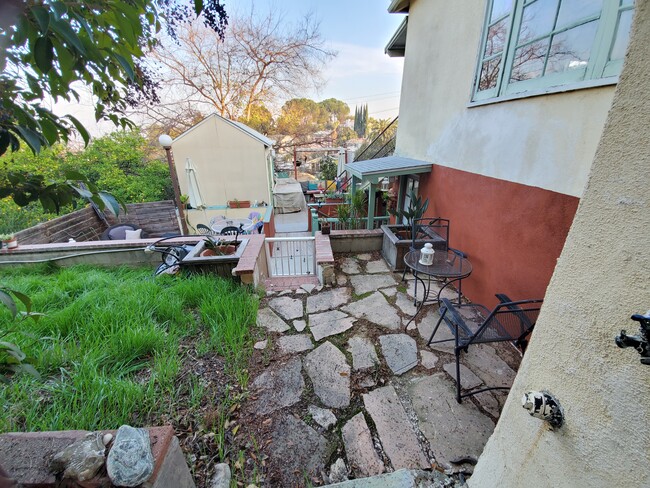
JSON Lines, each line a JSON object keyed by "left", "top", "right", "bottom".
{"left": 309, "top": 206, "right": 389, "bottom": 235}
{"left": 265, "top": 237, "right": 316, "bottom": 277}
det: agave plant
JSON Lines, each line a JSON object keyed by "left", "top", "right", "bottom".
{"left": 388, "top": 190, "right": 429, "bottom": 228}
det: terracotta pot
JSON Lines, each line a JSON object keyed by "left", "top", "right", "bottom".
{"left": 321, "top": 225, "right": 331, "bottom": 235}
{"left": 200, "top": 249, "right": 217, "bottom": 257}
{"left": 227, "top": 200, "right": 251, "bottom": 209}
{"left": 2, "top": 238, "right": 17, "bottom": 249}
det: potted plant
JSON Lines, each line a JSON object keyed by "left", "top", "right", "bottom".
{"left": 200, "top": 236, "right": 238, "bottom": 257}
{"left": 319, "top": 217, "right": 331, "bottom": 235}
{"left": 180, "top": 194, "right": 190, "bottom": 209}
{"left": 381, "top": 190, "right": 445, "bottom": 271}
{"left": 227, "top": 199, "right": 251, "bottom": 209}
{"left": 0, "top": 233, "right": 18, "bottom": 249}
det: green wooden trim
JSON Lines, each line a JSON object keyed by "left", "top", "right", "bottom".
{"left": 366, "top": 183, "right": 377, "bottom": 230}
{"left": 472, "top": 0, "right": 631, "bottom": 102}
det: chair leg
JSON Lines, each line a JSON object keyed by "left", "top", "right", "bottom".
{"left": 455, "top": 348, "right": 462, "bottom": 403}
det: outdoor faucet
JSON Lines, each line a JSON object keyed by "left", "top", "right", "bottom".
{"left": 522, "top": 391, "right": 563, "bottom": 429}
{"left": 615, "top": 311, "right": 650, "bottom": 365}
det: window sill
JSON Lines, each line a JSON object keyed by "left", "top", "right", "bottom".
{"left": 467, "top": 76, "right": 619, "bottom": 108}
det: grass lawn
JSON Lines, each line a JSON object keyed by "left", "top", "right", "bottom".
{"left": 0, "top": 264, "right": 259, "bottom": 482}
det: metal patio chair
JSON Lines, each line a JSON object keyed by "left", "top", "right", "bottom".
{"left": 220, "top": 226, "right": 240, "bottom": 236}
{"left": 401, "top": 217, "right": 450, "bottom": 282}
{"left": 429, "top": 295, "right": 543, "bottom": 403}
{"left": 196, "top": 224, "right": 212, "bottom": 235}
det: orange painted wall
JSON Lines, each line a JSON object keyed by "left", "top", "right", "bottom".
{"left": 417, "top": 165, "right": 579, "bottom": 308}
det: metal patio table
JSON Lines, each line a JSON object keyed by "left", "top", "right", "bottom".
{"left": 403, "top": 249, "right": 472, "bottom": 328}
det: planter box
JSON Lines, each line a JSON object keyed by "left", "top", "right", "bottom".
{"left": 182, "top": 238, "right": 249, "bottom": 280}
{"left": 380, "top": 224, "right": 447, "bottom": 272}
{"left": 228, "top": 200, "right": 251, "bottom": 208}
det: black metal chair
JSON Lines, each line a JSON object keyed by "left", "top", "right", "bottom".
{"left": 429, "top": 295, "right": 543, "bottom": 403}
{"left": 196, "top": 224, "right": 212, "bottom": 235}
{"left": 220, "top": 226, "right": 240, "bottom": 236}
{"left": 401, "top": 217, "right": 450, "bottom": 282}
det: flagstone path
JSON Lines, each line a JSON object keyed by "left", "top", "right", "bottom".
{"left": 248, "top": 252, "right": 521, "bottom": 487}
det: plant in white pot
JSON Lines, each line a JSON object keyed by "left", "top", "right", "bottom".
{"left": 0, "top": 233, "right": 18, "bottom": 249}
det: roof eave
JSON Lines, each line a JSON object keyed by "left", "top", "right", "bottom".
{"left": 388, "top": 0, "right": 410, "bottom": 14}
{"left": 385, "top": 17, "right": 408, "bottom": 57}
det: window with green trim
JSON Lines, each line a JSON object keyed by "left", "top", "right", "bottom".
{"left": 473, "top": 0, "right": 635, "bottom": 101}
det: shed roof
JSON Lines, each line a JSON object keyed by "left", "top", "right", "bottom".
{"left": 346, "top": 155, "right": 432, "bottom": 183}
{"left": 173, "top": 114, "right": 275, "bottom": 147}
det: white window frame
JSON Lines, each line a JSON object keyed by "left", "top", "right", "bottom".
{"left": 471, "top": 0, "right": 635, "bottom": 104}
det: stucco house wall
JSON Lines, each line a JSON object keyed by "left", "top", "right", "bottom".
{"left": 171, "top": 115, "right": 273, "bottom": 206}
{"left": 470, "top": 1, "right": 650, "bottom": 485}
{"left": 393, "top": 0, "right": 617, "bottom": 306}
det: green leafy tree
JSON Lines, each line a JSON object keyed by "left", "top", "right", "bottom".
{"left": 318, "top": 98, "right": 350, "bottom": 130}
{"left": 319, "top": 155, "right": 337, "bottom": 181}
{"left": 276, "top": 98, "right": 329, "bottom": 137}
{"left": 238, "top": 104, "right": 274, "bottom": 134}
{"left": 0, "top": 0, "right": 227, "bottom": 213}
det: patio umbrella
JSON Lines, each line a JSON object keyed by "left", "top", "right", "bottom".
{"left": 185, "top": 158, "right": 204, "bottom": 209}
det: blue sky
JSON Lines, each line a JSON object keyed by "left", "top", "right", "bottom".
{"left": 225, "top": 0, "right": 405, "bottom": 118}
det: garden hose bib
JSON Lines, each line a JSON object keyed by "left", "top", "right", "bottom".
{"left": 522, "top": 391, "right": 563, "bottom": 429}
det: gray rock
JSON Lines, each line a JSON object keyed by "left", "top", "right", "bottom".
{"left": 210, "top": 463, "right": 231, "bottom": 488}
{"left": 420, "top": 350, "right": 439, "bottom": 369}
{"left": 356, "top": 253, "right": 373, "bottom": 261}
{"left": 50, "top": 431, "right": 108, "bottom": 481}
{"left": 304, "top": 342, "right": 351, "bottom": 408}
{"left": 254, "top": 340, "right": 268, "bottom": 350}
{"left": 363, "top": 386, "right": 429, "bottom": 470}
{"left": 309, "top": 405, "right": 337, "bottom": 430}
{"left": 349, "top": 274, "right": 396, "bottom": 295}
{"left": 250, "top": 358, "right": 304, "bottom": 415}
{"left": 257, "top": 308, "right": 290, "bottom": 333}
{"left": 106, "top": 425, "right": 154, "bottom": 487}
{"left": 269, "top": 296, "right": 304, "bottom": 321}
{"left": 365, "top": 259, "right": 390, "bottom": 274}
{"left": 307, "top": 288, "right": 351, "bottom": 314}
{"left": 407, "top": 374, "right": 495, "bottom": 470}
{"left": 442, "top": 363, "right": 483, "bottom": 390}
{"left": 342, "top": 292, "right": 401, "bottom": 330}
{"left": 278, "top": 290, "right": 292, "bottom": 296}
{"left": 328, "top": 458, "right": 349, "bottom": 484}
{"left": 295, "top": 288, "right": 308, "bottom": 295}
{"left": 277, "top": 334, "right": 314, "bottom": 354}
{"left": 309, "top": 310, "right": 356, "bottom": 342}
{"left": 341, "top": 413, "right": 385, "bottom": 478}
{"left": 379, "top": 334, "right": 418, "bottom": 375}
{"left": 348, "top": 336, "right": 379, "bottom": 371}
{"left": 270, "top": 415, "right": 332, "bottom": 487}
{"left": 341, "top": 257, "right": 361, "bottom": 274}
{"left": 293, "top": 319, "right": 307, "bottom": 332}
{"left": 337, "top": 274, "right": 348, "bottom": 286}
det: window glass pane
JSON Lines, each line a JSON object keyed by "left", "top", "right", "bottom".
{"left": 479, "top": 58, "right": 503, "bottom": 90}
{"left": 610, "top": 9, "right": 633, "bottom": 61}
{"left": 510, "top": 39, "right": 549, "bottom": 81}
{"left": 491, "top": 0, "right": 513, "bottom": 21}
{"left": 546, "top": 21, "right": 598, "bottom": 74}
{"left": 556, "top": 0, "right": 602, "bottom": 28}
{"left": 484, "top": 17, "right": 509, "bottom": 57}
{"left": 519, "top": 0, "right": 559, "bottom": 43}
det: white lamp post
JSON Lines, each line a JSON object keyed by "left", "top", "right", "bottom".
{"left": 159, "top": 134, "right": 189, "bottom": 235}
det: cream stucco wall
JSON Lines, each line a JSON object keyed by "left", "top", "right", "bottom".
{"left": 171, "top": 115, "right": 272, "bottom": 205}
{"left": 470, "top": 1, "right": 650, "bottom": 486}
{"left": 397, "top": 0, "right": 616, "bottom": 197}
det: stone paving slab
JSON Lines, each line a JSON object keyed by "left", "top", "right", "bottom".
{"left": 304, "top": 342, "right": 351, "bottom": 408}
{"left": 356, "top": 253, "right": 373, "bottom": 261}
{"left": 379, "top": 334, "right": 418, "bottom": 375}
{"left": 257, "top": 308, "right": 291, "bottom": 333}
{"left": 277, "top": 334, "right": 314, "bottom": 354}
{"left": 271, "top": 415, "right": 332, "bottom": 487}
{"left": 407, "top": 374, "right": 495, "bottom": 470}
{"left": 309, "top": 310, "right": 356, "bottom": 342}
{"left": 341, "top": 258, "right": 361, "bottom": 274}
{"left": 250, "top": 358, "right": 304, "bottom": 416}
{"left": 307, "top": 288, "right": 352, "bottom": 314}
{"left": 394, "top": 292, "right": 417, "bottom": 315}
{"left": 464, "top": 344, "right": 517, "bottom": 389}
{"left": 362, "top": 386, "right": 429, "bottom": 470}
{"left": 293, "top": 319, "right": 307, "bottom": 332}
{"left": 324, "top": 469, "right": 455, "bottom": 488}
{"left": 417, "top": 309, "right": 454, "bottom": 353}
{"left": 342, "top": 292, "right": 401, "bottom": 330}
{"left": 380, "top": 287, "right": 398, "bottom": 297}
{"left": 349, "top": 274, "right": 396, "bottom": 296}
{"left": 365, "top": 259, "right": 390, "bottom": 274}
{"left": 420, "top": 350, "right": 439, "bottom": 369}
{"left": 348, "top": 336, "right": 380, "bottom": 371}
{"left": 269, "top": 296, "right": 304, "bottom": 321}
{"left": 442, "top": 363, "right": 483, "bottom": 390}
{"left": 404, "top": 279, "right": 458, "bottom": 303}
{"left": 341, "top": 413, "right": 385, "bottom": 478}
{"left": 309, "top": 405, "right": 337, "bottom": 430}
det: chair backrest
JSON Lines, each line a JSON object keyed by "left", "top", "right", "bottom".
{"left": 220, "top": 226, "right": 239, "bottom": 236}
{"left": 196, "top": 224, "right": 211, "bottom": 235}
{"left": 470, "top": 299, "right": 543, "bottom": 347}
{"left": 101, "top": 223, "right": 146, "bottom": 240}
{"left": 411, "top": 217, "right": 449, "bottom": 252}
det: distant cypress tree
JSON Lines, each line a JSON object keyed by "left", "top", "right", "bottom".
{"left": 360, "top": 104, "right": 368, "bottom": 137}
{"left": 354, "top": 105, "right": 360, "bottom": 135}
